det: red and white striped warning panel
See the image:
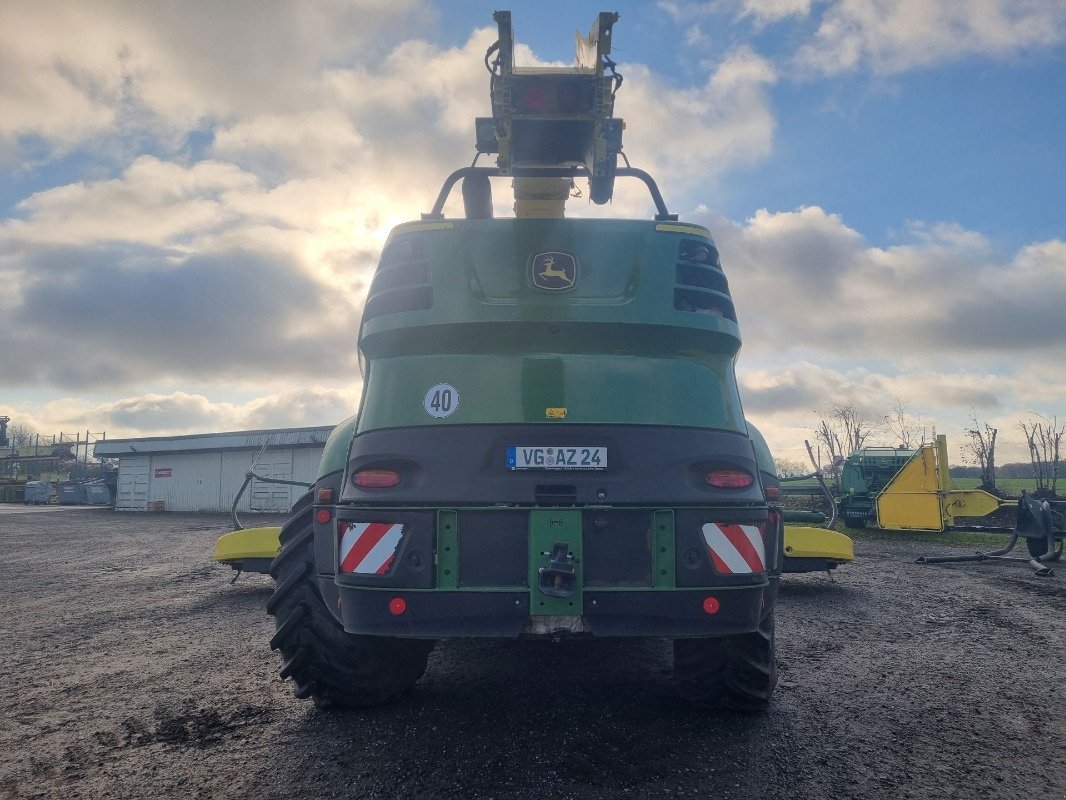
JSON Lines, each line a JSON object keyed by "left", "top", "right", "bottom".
{"left": 702, "top": 523, "right": 765, "bottom": 574}
{"left": 338, "top": 522, "right": 404, "bottom": 575}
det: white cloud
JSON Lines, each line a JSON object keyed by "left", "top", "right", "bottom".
{"left": 5, "top": 156, "right": 258, "bottom": 247}
{"left": 0, "top": 0, "right": 426, "bottom": 156}
{"left": 3, "top": 386, "right": 360, "bottom": 440}
{"left": 616, "top": 47, "right": 778, "bottom": 192}
{"left": 692, "top": 204, "right": 1066, "bottom": 362}
{"left": 661, "top": 1, "right": 1065, "bottom": 76}
{"left": 796, "top": 0, "right": 1066, "bottom": 75}
{"left": 702, "top": 205, "right": 1066, "bottom": 459}
{"left": 739, "top": 0, "right": 813, "bottom": 25}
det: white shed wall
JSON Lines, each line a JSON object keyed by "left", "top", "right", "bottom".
{"left": 115, "top": 456, "right": 150, "bottom": 511}
{"left": 115, "top": 445, "right": 325, "bottom": 512}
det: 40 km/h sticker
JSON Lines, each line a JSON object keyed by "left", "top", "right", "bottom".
{"left": 424, "top": 383, "right": 460, "bottom": 419}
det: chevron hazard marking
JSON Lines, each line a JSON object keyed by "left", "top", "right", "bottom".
{"left": 339, "top": 522, "right": 403, "bottom": 574}
{"left": 702, "top": 523, "right": 765, "bottom": 574}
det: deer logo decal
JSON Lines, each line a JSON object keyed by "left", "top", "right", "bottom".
{"left": 532, "top": 252, "right": 578, "bottom": 291}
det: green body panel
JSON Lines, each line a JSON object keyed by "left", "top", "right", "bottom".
{"left": 746, "top": 421, "right": 776, "bottom": 478}
{"left": 318, "top": 414, "right": 360, "bottom": 478}
{"left": 359, "top": 353, "right": 742, "bottom": 430}
{"left": 357, "top": 218, "right": 744, "bottom": 434}
{"left": 529, "top": 509, "right": 583, "bottom": 615}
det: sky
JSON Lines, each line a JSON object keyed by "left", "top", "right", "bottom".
{"left": 1, "top": 0, "right": 1065, "bottom": 464}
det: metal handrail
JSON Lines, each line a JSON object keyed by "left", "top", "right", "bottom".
{"left": 229, "top": 443, "right": 312, "bottom": 531}
{"left": 421, "top": 165, "right": 678, "bottom": 221}
{"left": 779, "top": 470, "right": 837, "bottom": 529}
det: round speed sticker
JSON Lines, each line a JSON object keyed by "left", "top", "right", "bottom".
{"left": 424, "top": 383, "right": 460, "bottom": 419}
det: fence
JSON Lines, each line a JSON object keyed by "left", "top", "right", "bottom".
{"left": 948, "top": 438, "right": 1063, "bottom": 499}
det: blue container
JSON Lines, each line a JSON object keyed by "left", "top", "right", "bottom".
{"left": 85, "top": 483, "right": 112, "bottom": 505}
{"left": 24, "top": 481, "right": 52, "bottom": 504}
{"left": 58, "top": 482, "right": 87, "bottom": 505}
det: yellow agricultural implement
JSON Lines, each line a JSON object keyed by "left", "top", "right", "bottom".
{"left": 868, "top": 435, "right": 1063, "bottom": 575}
{"left": 215, "top": 444, "right": 310, "bottom": 581}
{"left": 875, "top": 435, "right": 1009, "bottom": 531}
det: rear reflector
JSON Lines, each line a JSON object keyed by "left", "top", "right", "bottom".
{"left": 702, "top": 596, "right": 720, "bottom": 614}
{"left": 338, "top": 521, "right": 404, "bottom": 574}
{"left": 353, "top": 469, "right": 401, "bottom": 489}
{"left": 389, "top": 597, "right": 408, "bottom": 615}
{"left": 314, "top": 508, "right": 333, "bottom": 525}
{"left": 706, "top": 470, "right": 753, "bottom": 489}
{"left": 702, "top": 522, "right": 766, "bottom": 574}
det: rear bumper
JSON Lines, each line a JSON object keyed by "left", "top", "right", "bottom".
{"left": 337, "top": 583, "right": 768, "bottom": 638}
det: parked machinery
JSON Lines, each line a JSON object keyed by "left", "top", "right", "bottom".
{"left": 252, "top": 11, "right": 789, "bottom": 712}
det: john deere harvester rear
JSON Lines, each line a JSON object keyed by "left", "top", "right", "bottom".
{"left": 267, "top": 11, "right": 781, "bottom": 712}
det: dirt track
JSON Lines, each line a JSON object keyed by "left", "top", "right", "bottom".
{"left": 0, "top": 508, "right": 1063, "bottom": 800}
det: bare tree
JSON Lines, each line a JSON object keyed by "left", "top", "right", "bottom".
{"left": 7, "top": 421, "right": 39, "bottom": 452}
{"left": 888, "top": 397, "right": 927, "bottom": 450}
{"left": 964, "top": 410, "right": 997, "bottom": 492}
{"left": 813, "top": 404, "right": 882, "bottom": 488}
{"left": 774, "top": 457, "right": 809, "bottom": 479}
{"left": 815, "top": 404, "right": 880, "bottom": 458}
{"left": 1019, "top": 413, "right": 1064, "bottom": 496}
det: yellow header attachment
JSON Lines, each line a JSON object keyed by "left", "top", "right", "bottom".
{"left": 876, "top": 434, "right": 1011, "bottom": 531}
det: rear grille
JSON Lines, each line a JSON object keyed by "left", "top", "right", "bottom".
{"left": 678, "top": 238, "right": 720, "bottom": 266}
{"left": 363, "top": 285, "right": 433, "bottom": 321}
{"left": 370, "top": 261, "right": 430, "bottom": 294}
{"left": 675, "top": 263, "right": 729, "bottom": 294}
{"left": 674, "top": 238, "right": 735, "bottom": 321}
{"left": 365, "top": 236, "right": 432, "bottom": 321}
{"left": 379, "top": 238, "right": 427, "bottom": 267}
{"left": 673, "top": 288, "right": 736, "bottom": 321}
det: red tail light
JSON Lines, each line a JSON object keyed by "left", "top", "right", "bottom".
{"left": 353, "top": 469, "right": 401, "bottom": 489}
{"left": 314, "top": 508, "right": 333, "bottom": 525}
{"left": 706, "top": 470, "right": 753, "bottom": 489}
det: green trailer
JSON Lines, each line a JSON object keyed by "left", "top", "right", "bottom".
{"left": 265, "top": 11, "right": 781, "bottom": 712}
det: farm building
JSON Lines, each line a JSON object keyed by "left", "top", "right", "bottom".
{"left": 93, "top": 426, "right": 335, "bottom": 513}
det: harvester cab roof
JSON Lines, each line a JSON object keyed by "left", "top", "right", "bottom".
{"left": 424, "top": 10, "right": 677, "bottom": 222}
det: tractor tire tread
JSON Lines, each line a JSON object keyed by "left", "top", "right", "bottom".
{"left": 266, "top": 500, "right": 433, "bottom": 709}
{"left": 673, "top": 577, "right": 778, "bottom": 713}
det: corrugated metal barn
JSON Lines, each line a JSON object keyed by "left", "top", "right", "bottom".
{"left": 94, "top": 426, "right": 335, "bottom": 513}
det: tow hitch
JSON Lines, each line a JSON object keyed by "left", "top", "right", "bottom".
{"left": 538, "top": 541, "right": 577, "bottom": 598}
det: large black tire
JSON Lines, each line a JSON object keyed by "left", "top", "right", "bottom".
{"left": 842, "top": 509, "right": 868, "bottom": 529}
{"left": 267, "top": 494, "right": 434, "bottom": 709}
{"left": 673, "top": 577, "right": 778, "bottom": 712}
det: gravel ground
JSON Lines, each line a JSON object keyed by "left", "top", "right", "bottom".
{"left": 0, "top": 507, "right": 1063, "bottom": 800}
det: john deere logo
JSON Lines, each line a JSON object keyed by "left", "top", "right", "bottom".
{"left": 532, "top": 252, "right": 577, "bottom": 291}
